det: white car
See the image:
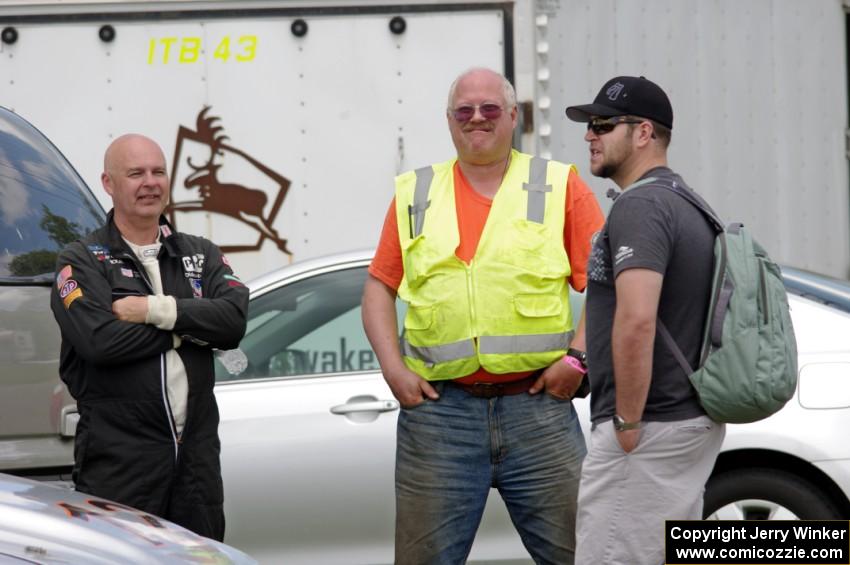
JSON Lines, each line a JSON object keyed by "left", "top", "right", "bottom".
{"left": 0, "top": 473, "right": 256, "bottom": 564}
{"left": 214, "top": 250, "right": 850, "bottom": 563}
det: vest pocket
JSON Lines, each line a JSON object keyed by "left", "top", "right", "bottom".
{"left": 405, "top": 304, "right": 434, "bottom": 330}
{"left": 511, "top": 219, "right": 550, "bottom": 252}
{"left": 500, "top": 219, "right": 569, "bottom": 280}
{"left": 402, "top": 235, "right": 434, "bottom": 289}
{"left": 513, "top": 293, "right": 563, "bottom": 318}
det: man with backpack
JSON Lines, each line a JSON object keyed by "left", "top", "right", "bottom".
{"left": 565, "top": 76, "right": 726, "bottom": 564}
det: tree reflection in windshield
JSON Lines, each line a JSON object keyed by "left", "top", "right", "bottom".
{"left": 8, "top": 205, "right": 85, "bottom": 277}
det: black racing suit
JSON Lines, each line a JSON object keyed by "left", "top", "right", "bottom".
{"left": 50, "top": 211, "right": 248, "bottom": 541}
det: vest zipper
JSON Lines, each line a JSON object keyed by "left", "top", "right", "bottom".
{"left": 466, "top": 261, "right": 478, "bottom": 338}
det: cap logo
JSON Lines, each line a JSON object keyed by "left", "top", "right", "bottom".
{"left": 606, "top": 82, "right": 625, "bottom": 101}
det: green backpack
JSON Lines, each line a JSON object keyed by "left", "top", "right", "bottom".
{"left": 657, "top": 183, "right": 798, "bottom": 424}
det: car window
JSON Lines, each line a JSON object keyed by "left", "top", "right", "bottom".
{"left": 0, "top": 107, "right": 104, "bottom": 281}
{"left": 216, "top": 265, "right": 403, "bottom": 382}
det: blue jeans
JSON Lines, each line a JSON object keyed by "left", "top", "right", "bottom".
{"left": 395, "top": 382, "right": 586, "bottom": 565}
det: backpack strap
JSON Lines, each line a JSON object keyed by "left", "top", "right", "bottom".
{"left": 657, "top": 180, "right": 725, "bottom": 234}
{"left": 659, "top": 254, "right": 735, "bottom": 376}
{"left": 657, "top": 319, "right": 693, "bottom": 375}
{"left": 651, "top": 180, "right": 729, "bottom": 373}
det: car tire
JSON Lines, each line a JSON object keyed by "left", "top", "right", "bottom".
{"left": 703, "top": 468, "right": 842, "bottom": 520}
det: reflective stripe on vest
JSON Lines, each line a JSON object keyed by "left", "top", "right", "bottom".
{"left": 400, "top": 330, "right": 575, "bottom": 365}
{"left": 400, "top": 338, "right": 476, "bottom": 366}
{"left": 410, "top": 166, "right": 433, "bottom": 238}
{"left": 479, "top": 331, "right": 575, "bottom": 355}
{"left": 522, "top": 156, "right": 552, "bottom": 223}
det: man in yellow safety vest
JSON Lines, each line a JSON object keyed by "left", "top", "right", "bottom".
{"left": 362, "top": 67, "right": 604, "bottom": 564}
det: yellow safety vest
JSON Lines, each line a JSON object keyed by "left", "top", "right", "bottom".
{"left": 395, "top": 149, "right": 575, "bottom": 380}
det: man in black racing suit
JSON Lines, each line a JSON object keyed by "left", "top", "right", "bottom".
{"left": 50, "top": 134, "right": 249, "bottom": 540}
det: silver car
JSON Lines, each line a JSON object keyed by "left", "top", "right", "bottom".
{"left": 0, "top": 473, "right": 256, "bottom": 564}
{"left": 215, "top": 250, "right": 850, "bottom": 563}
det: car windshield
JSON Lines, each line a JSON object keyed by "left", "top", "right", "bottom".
{"left": 783, "top": 266, "right": 850, "bottom": 314}
{"left": 0, "top": 107, "right": 104, "bottom": 282}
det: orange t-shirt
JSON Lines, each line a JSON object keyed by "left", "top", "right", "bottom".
{"left": 369, "top": 162, "right": 604, "bottom": 384}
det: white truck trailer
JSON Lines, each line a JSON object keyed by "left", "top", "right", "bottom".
{"left": 1, "top": 0, "right": 847, "bottom": 280}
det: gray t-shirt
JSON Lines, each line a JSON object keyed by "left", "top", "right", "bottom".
{"left": 586, "top": 167, "right": 714, "bottom": 423}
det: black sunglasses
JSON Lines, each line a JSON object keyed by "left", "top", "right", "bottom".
{"left": 587, "top": 116, "right": 645, "bottom": 135}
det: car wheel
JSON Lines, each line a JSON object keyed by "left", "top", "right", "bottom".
{"left": 703, "top": 468, "right": 842, "bottom": 520}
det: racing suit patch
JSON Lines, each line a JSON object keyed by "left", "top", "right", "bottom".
{"left": 87, "top": 244, "right": 111, "bottom": 262}
{"left": 60, "top": 279, "right": 83, "bottom": 309}
{"left": 190, "top": 278, "right": 203, "bottom": 298}
{"left": 56, "top": 265, "right": 73, "bottom": 289}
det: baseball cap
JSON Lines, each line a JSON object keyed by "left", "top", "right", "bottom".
{"left": 565, "top": 76, "right": 673, "bottom": 129}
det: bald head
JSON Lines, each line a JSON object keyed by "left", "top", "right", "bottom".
{"left": 101, "top": 134, "right": 169, "bottom": 239}
{"left": 104, "top": 134, "right": 166, "bottom": 176}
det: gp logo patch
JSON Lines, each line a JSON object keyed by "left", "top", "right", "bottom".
{"left": 182, "top": 254, "right": 204, "bottom": 274}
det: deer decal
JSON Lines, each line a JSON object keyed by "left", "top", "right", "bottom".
{"left": 167, "top": 107, "right": 292, "bottom": 256}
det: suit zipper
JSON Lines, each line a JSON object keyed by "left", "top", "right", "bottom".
{"left": 122, "top": 250, "right": 180, "bottom": 461}
{"left": 160, "top": 354, "right": 180, "bottom": 462}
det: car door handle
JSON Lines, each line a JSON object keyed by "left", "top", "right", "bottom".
{"left": 330, "top": 399, "right": 399, "bottom": 415}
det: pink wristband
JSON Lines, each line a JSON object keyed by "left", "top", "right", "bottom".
{"left": 562, "top": 354, "right": 588, "bottom": 375}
